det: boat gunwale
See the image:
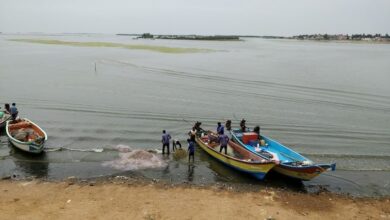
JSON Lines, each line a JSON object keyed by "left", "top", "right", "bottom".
{"left": 6, "top": 118, "right": 48, "bottom": 146}
{"left": 230, "top": 129, "right": 329, "bottom": 170}
{"left": 195, "top": 136, "right": 274, "bottom": 165}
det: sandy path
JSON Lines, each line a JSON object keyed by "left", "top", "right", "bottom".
{"left": 0, "top": 180, "right": 389, "bottom": 220}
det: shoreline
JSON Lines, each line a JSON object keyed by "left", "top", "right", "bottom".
{"left": 1, "top": 178, "right": 389, "bottom": 219}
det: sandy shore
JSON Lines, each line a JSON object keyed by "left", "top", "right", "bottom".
{"left": 0, "top": 179, "right": 389, "bottom": 220}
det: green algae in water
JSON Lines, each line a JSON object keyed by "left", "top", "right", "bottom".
{"left": 9, "top": 39, "right": 215, "bottom": 54}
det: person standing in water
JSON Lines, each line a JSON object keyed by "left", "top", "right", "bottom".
{"left": 161, "top": 130, "right": 171, "bottom": 155}
{"left": 187, "top": 139, "right": 195, "bottom": 163}
{"left": 10, "top": 103, "right": 18, "bottom": 121}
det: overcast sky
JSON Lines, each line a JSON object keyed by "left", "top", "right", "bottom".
{"left": 1, "top": 0, "right": 389, "bottom": 36}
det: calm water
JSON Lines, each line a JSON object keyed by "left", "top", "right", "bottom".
{"left": 1, "top": 34, "right": 390, "bottom": 197}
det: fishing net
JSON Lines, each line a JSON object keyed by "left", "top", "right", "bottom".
{"left": 173, "top": 148, "right": 187, "bottom": 160}
{"left": 11, "top": 128, "right": 42, "bottom": 143}
{"left": 102, "top": 149, "right": 167, "bottom": 171}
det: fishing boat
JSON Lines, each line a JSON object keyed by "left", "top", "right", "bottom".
{"left": 6, "top": 118, "right": 48, "bottom": 154}
{"left": 230, "top": 129, "right": 336, "bottom": 181}
{"left": 0, "top": 112, "right": 11, "bottom": 129}
{"left": 195, "top": 131, "right": 277, "bottom": 180}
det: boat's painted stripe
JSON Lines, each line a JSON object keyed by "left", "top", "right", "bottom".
{"left": 273, "top": 166, "right": 323, "bottom": 181}
{"left": 196, "top": 138, "right": 274, "bottom": 179}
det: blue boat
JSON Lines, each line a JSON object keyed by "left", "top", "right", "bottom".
{"left": 230, "top": 129, "right": 336, "bottom": 181}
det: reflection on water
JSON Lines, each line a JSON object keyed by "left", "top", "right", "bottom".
{"left": 198, "top": 148, "right": 239, "bottom": 182}
{"left": 187, "top": 164, "right": 195, "bottom": 182}
{"left": 9, "top": 144, "right": 49, "bottom": 178}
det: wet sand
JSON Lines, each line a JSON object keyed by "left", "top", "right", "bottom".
{"left": 1, "top": 179, "right": 389, "bottom": 220}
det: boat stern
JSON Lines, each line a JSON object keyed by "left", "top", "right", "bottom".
{"left": 318, "top": 163, "right": 336, "bottom": 171}
{"left": 273, "top": 163, "right": 332, "bottom": 181}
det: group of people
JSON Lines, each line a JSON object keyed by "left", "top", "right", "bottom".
{"left": 161, "top": 129, "right": 194, "bottom": 163}
{"left": 0, "top": 103, "right": 19, "bottom": 121}
{"left": 161, "top": 119, "right": 262, "bottom": 163}
{"left": 161, "top": 119, "right": 242, "bottom": 163}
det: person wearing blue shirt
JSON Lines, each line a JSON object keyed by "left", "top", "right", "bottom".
{"left": 161, "top": 130, "right": 171, "bottom": 155}
{"left": 218, "top": 131, "right": 229, "bottom": 154}
{"left": 187, "top": 139, "right": 195, "bottom": 163}
{"left": 217, "top": 122, "right": 224, "bottom": 135}
{"left": 10, "top": 103, "right": 18, "bottom": 121}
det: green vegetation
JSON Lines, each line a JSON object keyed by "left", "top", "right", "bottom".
{"left": 141, "top": 33, "right": 154, "bottom": 39}
{"left": 9, "top": 39, "right": 215, "bottom": 54}
{"left": 155, "top": 35, "right": 240, "bottom": 41}
{"left": 120, "top": 33, "right": 240, "bottom": 41}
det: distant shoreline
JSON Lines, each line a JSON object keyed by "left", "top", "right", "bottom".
{"left": 125, "top": 33, "right": 241, "bottom": 41}
{"left": 269, "top": 38, "right": 390, "bottom": 44}
{"left": 115, "top": 33, "right": 390, "bottom": 43}
{"left": 2, "top": 32, "right": 389, "bottom": 44}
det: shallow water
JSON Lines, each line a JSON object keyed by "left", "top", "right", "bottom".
{"left": 0, "top": 34, "right": 389, "bottom": 197}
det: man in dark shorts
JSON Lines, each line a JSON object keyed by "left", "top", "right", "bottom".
{"left": 187, "top": 139, "right": 195, "bottom": 163}
{"left": 218, "top": 131, "right": 229, "bottom": 154}
{"left": 10, "top": 103, "right": 18, "bottom": 121}
{"left": 161, "top": 130, "right": 171, "bottom": 155}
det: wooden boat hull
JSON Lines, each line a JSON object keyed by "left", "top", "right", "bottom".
{"left": 6, "top": 118, "right": 48, "bottom": 154}
{"left": 230, "top": 130, "right": 335, "bottom": 181}
{"left": 195, "top": 136, "right": 275, "bottom": 180}
{"left": 273, "top": 163, "right": 329, "bottom": 181}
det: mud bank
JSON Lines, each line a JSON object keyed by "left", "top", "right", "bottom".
{"left": 0, "top": 179, "right": 389, "bottom": 220}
